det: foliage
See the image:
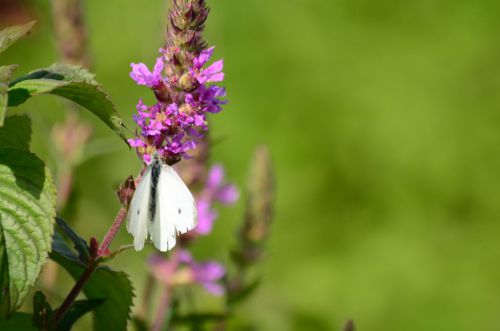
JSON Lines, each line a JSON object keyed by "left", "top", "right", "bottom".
{"left": 50, "top": 224, "right": 134, "bottom": 331}
{"left": 0, "top": 21, "right": 135, "bottom": 330}
{"left": 0, "top": 147, "right": 56, "bottom": 317}
{"left": 7, "top": 65, "right": 126, "bottom": 143}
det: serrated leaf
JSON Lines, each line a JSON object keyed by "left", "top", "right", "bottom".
{"left": 50, "top": 236, "right": 134, "bottom": 331}
{"left": 0, "top": 21, "right": 36, "bottom": 54}
{"left": 0, "top": 65, "right": 18, "bottom": 126}
{"left": 0, "top": 148, "right": 56, "bottom": 317}
{"left": 32, "top": 291, "right": 55, "bottom": 331}
{"left": 0, "top": 312, "right": 36, "bottom": 330}
{"left": 56, "top": 299, "right": 104, "bottom": 331}
{"left": 8, "top": 79, "right": 68, "bottom": 106}
{"left": 0, "top": 115, "right": 31, "bottom": 150}
{"left": 7, "top": 64, "right": 126, "bottom": 143}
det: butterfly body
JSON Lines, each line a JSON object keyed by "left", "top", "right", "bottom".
{"left": 127, "top": 153, "right": 197, "bottom": 251}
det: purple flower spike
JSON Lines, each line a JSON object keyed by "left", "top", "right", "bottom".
{"left": 128, "top": 5, "right": 226, "bottom": 164}
{"left": 130, "top": 57, "right": 164, "bottom": 88}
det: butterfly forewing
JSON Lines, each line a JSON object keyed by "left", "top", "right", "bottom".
{"left": 148, "top": 164, "right": 198, "bottom": 251}
{"left": 126, "top": 166, "right": 152, "bottom": 251}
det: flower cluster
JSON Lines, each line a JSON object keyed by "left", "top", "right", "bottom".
{"left": 128, "top": 46, "right": 226, "bottom": 164}
{"left": 149, "top": 249, "right": 225, "bottom": 296}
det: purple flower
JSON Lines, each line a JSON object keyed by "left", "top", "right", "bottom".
{"left": 186, "top": 85, "right": 226, "bottom": 115}
{"left": 191, "top": 260, "right": 225, "bottom": 295}
{"left": 161, "top": 132, "right": 196, "bottom": 157}
{"left": 192, "top": 47, "right": 215, "bottom": 69}
{"left": 190, "top": 47, "right": 224, "bottom": 84}
{"left": 177, "top": 250, "right": 225, "bottom": 296}
{"left": 128, "top": 138, "right": 146, "bottom": 148}
{"left": 196, "top": 60, "right": 224, "bottom": 84}
{"left": 148, "top": 250, "right": 225, "bottom": 296}
{"left": 148, "top": 254, "right": 177, "bottom": 284}
{"left": 130, "top": 57, "right": 164, "bottom": 88}
{"left": 195, "top": 164, "right": 238, "bottom": 235}
{"left": 196, "top": 198, "right": 217, "bottom": 234}
{"left": 206, "top": 165, "right": 239, "bottom": 204}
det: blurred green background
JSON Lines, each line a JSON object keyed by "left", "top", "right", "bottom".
{"left": 3, "top": 0, "right": 500, "bottom": 330}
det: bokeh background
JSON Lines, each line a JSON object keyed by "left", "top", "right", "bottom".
{"left": 2, "top": 0, "right": 500, "bottom": 330}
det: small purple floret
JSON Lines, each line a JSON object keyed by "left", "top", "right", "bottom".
{"left": 130, "top": 57, "right": 164, "bottom": 88}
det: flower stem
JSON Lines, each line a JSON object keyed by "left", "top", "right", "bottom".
{"left": 137, "top": 273, "right": 156, "bottom": 321}
{"left": 151, "top": 287, "right": 171, "bottom": 331}
{"left": 54, "top": 262, "right": 96, "bottom": 322}
{"left": 98, "top": 206, "right": 129, "bottom": 256}
{"left": 55, "top": 204, "right": 130, "bottom": 323}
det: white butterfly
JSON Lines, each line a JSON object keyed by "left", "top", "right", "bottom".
{"left": 126, "top": 153, "right": 198, "bottom": 251}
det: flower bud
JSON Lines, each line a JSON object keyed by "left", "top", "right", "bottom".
{"left": 242, "top": 146, "right": 274, "bottom": 244}
{"left": 230, "top": 146, "right": 274, "bottom": 267}
{"left": 178, "top": 72, "right": 198, "bottom": 92}
{"left": 89, "top": 237, "right": 99, "bottom": 259}
{"left": 116, "top": 176, "right": 136, "bottom": 206}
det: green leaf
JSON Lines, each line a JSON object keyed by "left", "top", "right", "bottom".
{"left": 56, "top": 299, "right": 104, "bottom": 331}
{"left": 0, "top": 115, "right": 31, "bottom": 150}
{"left": 0, "top": 65, "right": 18, "bottom": 126}
{"left": 0, "top": 148, "right": 56, "bottom": 317}
{"left": 0, "top": 21, "right": 36, "bottom": 54}
{"left": 51, "top": 232, "right": 83, "bottom": 267}
{"left": 32, "top": 291, "right": 55, "bottom": 331}
{"left": 0, "top": 313, "right": 36, "bottom": 330}
{"left": 55, "top": 217, "right": 90, "bottom": 263}
{"left": 8, "top": 64, "right": 127, "bottom": 143}
{"left": 50, "top": 235, "right": 134, "bottom": 331}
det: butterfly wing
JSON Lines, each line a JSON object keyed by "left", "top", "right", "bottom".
{"left": 126, "top": 166, "right": 152, "bottom": 251}
{"left": 149, "top": 164, "right": 198, "bottom": 251}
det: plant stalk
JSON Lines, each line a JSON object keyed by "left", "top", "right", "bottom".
{"left": 54, "top": 262, "right": 95, "bottom": 322}
{"left": 55, "top": 203, "right": 130, "bottom": 323}
{"left": 151, "top": 287, "right": 172, "bottom": 331}
{"left": 98, "top": 206, "right": 129, "bottom": 256}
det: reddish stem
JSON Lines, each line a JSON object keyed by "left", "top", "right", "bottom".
{"left": 55, "top": 204, "right": 130, "bottom": 324}
{"left": 98, "top": 206, "right": 129, "bottom": 256}
{"left": 54, "top": 263, "right": 96, "bottom": 322}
